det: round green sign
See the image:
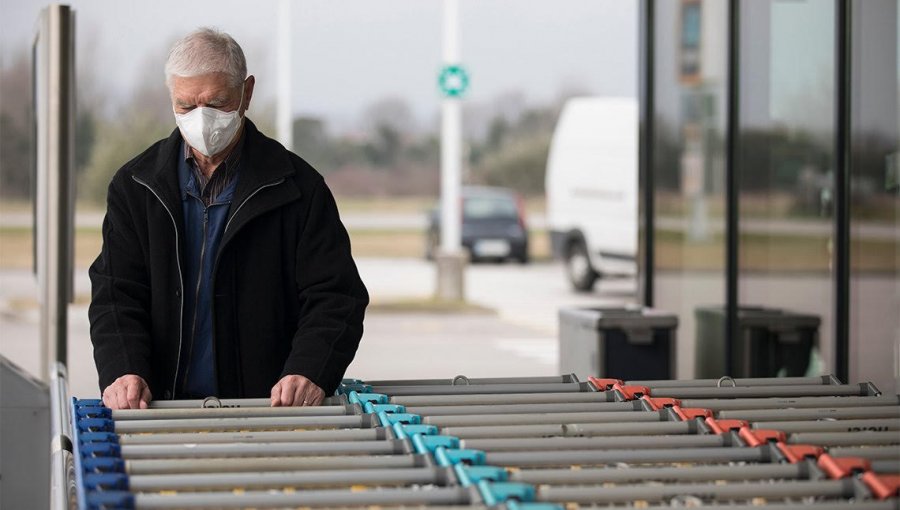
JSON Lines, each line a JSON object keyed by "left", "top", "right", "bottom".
{"left": 438, "top": 65, "right": 469, "bottom": 98}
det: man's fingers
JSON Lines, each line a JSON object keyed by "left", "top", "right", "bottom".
{"left": 102, "top": 388, "right": 114, "bottom": 409}
{"left": 271, "top": 376, "right": 324, "bottom": 407}
{"left": 293, "top": 385, "right": 307, "bottom": 406}
{"left": 140, "top": 386, "right": 152, "bottom": 409}
{"left": 280, "top": 382, "right": 296, "bottom": 407}
{"left": 101, "top": 375, "right": 150, "bottom": 410}
{"left": 116, "top": 386, "right": 129, "bottom": 410}
{"left": 126, "top": 381, "right": 142, "bottom": 409}
{"left": 270, "top": 383, "right": 282, "bottom": 406}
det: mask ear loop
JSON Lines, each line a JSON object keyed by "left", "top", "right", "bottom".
{"left": 235, "top": 79, "right": 247, "bottom": 117}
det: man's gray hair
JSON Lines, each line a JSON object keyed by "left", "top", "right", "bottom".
{"left": 165, "top": 28, "right": 247, "bottom": 89}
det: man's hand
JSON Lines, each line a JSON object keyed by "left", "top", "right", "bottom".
{"left": 102, "top": 374, "right": 152, "bottom": 410}
{"left": 271, "top": 375, "right": 325, "bottom": 407}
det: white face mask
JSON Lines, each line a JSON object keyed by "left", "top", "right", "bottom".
{"left": 174, "top": 85, "right": 245, "bottom": 157}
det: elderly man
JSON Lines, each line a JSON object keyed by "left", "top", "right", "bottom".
{"left": 89, "top": 28, "right": 368, "bottom": 410}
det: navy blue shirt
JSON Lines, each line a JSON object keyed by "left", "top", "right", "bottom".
{"left": 176, "top": 136, "right": 243, "bottom": 398}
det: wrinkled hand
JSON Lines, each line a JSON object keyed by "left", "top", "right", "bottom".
{"left": 271, "top": 374, "right": 325, "bottom": 407}
{"left": 102, "top": 374, "right": 152, "bottom": 410}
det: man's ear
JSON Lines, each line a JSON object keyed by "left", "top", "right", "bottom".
{"left": 242, "top": 75, "right": 256, "bottom": 115}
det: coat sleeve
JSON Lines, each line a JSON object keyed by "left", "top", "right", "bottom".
{"left": 88, "top": 173, "right": 155, "bottom": 393}
{"left": 282, "top": 178, "right": 369, "bottom": 395}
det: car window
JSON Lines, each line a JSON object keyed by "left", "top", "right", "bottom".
{"left": 464, "top": 196, "right": 518, "bottom": 220}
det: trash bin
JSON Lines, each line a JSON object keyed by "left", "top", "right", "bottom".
{"left": 694, "top": 306, "right": 821, "bottom": 379}
{"left": 559, "top": 307, "right": 679, "bottom": 381}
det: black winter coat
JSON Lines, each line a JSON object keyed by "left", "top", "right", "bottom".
{"left": 88, "top": 120, "right": 369, "bottom": 399}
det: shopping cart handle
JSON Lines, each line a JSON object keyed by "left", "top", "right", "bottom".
{"left": 80, "top": 443, "right": 121, "bottom": 458}
{"left": 739, "top": 428, "right": 786, "bottom": 447}
{"left": 818, "top": 454, "right": 870, "bottom": 480}
{"left": 412, "top": 434, "right": 459, "bottom": 454}
{"left": 477, "top": 481, "right": 536, "bottom": 506}
{"left": 391, "top": 423, "right": 438, "bottom": 439}
{"left": 434, "top": 448, "right": 486, "bottom": 467}
{"left": 86, "top": 491, "right": 134, "bottom": 510}
{"left": 347, "top": 391, "right": 389, "bottom": 405}
{"left": 81, "top": 457, "right": 125, "bottom": 473}
{"left": 862, "top": 472, "right": 900, "bottom": 500}
{"left": 79, "top": 432, "right": 118, "bottom": 444}
{"left": 376, "top": 411, "right": 421, "bottom": 427}
{"left": 504, "top": 502, "right": 564, "bottom": 510}
{"left": 455, "top": 465, "right": 508, "bottom": 486}
{"left": 76, "top": 418, "right": 115, "bottom": 433}
{"left": 83, "top": 473, "right": 129, "bottom": 491}
{"left": 364, "top": 403, "right": 406, "bottom": 414}
{"left": 588, "top": 377, "right": 622, "bottom": 390}
{"left": 76, "top": 406, "right": 112, "bottom": 419}
{"left": 777, "top": 443, "right": 824, "bottom": 464}
{"left": 73, "top": 398, "right": 103, "bottom": 408}
{"left": 339, "top": 382, "right": 373, "bottom": 394}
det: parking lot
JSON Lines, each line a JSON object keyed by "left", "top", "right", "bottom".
{"left": 0, "top": 258, "right": 636, "bottom": 399}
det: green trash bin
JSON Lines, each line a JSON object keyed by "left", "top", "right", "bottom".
{"left": 559, "top": 306, "right": 679, "bottom": 380}
{"left": 695, "top": 306, "right": 821, "bottom": 379}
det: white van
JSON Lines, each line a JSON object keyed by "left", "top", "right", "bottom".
{"left": 545, "top": 97, "right": 638, "bottom": 291}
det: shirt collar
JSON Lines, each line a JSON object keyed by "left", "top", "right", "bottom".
{"left": 182, "top": 126, "right": 246, "bottom": 169}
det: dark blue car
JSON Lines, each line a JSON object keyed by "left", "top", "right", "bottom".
{"left": 426, "top": 186, "right": 529, "bottom": 264}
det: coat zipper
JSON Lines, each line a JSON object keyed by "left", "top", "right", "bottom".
{"left": 182, "top": 204, "right": 209, "bottom": 390}
{"left": 221, "top": 178, "right": 286, "bottom": 237}
{"left": 132, "top": 175, "right": 185, "bottom": 399}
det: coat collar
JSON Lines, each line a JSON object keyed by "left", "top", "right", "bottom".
{"left": 132, "top": 119, "right": 302, "bottom": 238}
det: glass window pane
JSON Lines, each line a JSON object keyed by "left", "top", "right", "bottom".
{"left": 653, "top": 0, "right": 728, "bottom": 378}
{"left": 849, "top": 0, "right": 899, "bottom": 393}
{"left": 737, "top": 0, "right": 835, "bottom": 378}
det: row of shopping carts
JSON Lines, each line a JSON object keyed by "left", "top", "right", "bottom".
{"left": 60, "top": 373, "right": 899, "bottom": 509}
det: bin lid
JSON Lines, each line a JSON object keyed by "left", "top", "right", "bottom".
{"left": 694, "top": 305, "right": 821, "bottom": 328}
{"left": 559, "top": 306, "right": 678, "bottom": 330}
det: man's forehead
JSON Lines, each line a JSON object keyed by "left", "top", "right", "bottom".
{"left": 170, "top": 73, "right": 235, "bottom": 97}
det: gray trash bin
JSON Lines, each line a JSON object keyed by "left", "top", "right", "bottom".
{"left": 559, "top": 307, "right": 679, "bottom": 380}
{"left": 695, "top": 306, "right": 821, "bottom": 379}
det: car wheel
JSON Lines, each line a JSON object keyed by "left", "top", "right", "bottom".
{"left": 514, "top": 249, "right": 529, "bottom": 264}
{"left": 565, "top": 239, "right": 598, "bottom": 292}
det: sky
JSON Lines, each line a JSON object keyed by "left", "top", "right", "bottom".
{"left": 0, "top": 0, "right": 638, "bottom": 133}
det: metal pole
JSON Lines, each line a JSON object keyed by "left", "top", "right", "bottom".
{"left": 725, "top": 0, "right": 741, "bottom": 378}
{"left": 436, "top": 0, "right": 466, "bottom": 302}
{"left": 751, "top": 418, "right": 900, "bottom": 433}
{"left": 535, "top": 479, "right": 854, "bottom": 505}
{"left": 440, "top": 0, "right": 461, "bottom": 254}
{"left": 276, "top": 0, "right": 293, "bottom": 150}
{"left": 421, "top": 410, "right": 662, "bottom": 428}
{"left": 442, "top": 421, "right": 693, "bottom": 440}
{"left": 638, "top": 0, "right": 656, "bottom": 307}
{"left": 36, "top": 3, "right": 75, "bottom": 382}
{"left": 49, "top": 362, "right": 74, "bottom": 510}
{"left": 109, "top": 414, "right": 370, "bottom": 433}
{"left": 486, "top": 446, "right": 766, "bottom": 468}
{"left": 511, "top": 463, "right": 803, "bottom": 485}
{"left": 117, "top": 428, "right": 383, "bottom": 445}
{"left": 834, "top": 0, "right": 852, "bottom": 384}
{"left": 391, "top": 391, "right": 617, "bottom": 407}
{"left": 127, "top": 467, "right": 451, "bottom": 492}
{"left": 126, "top": 454, "right": 422, "bottom": 475}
